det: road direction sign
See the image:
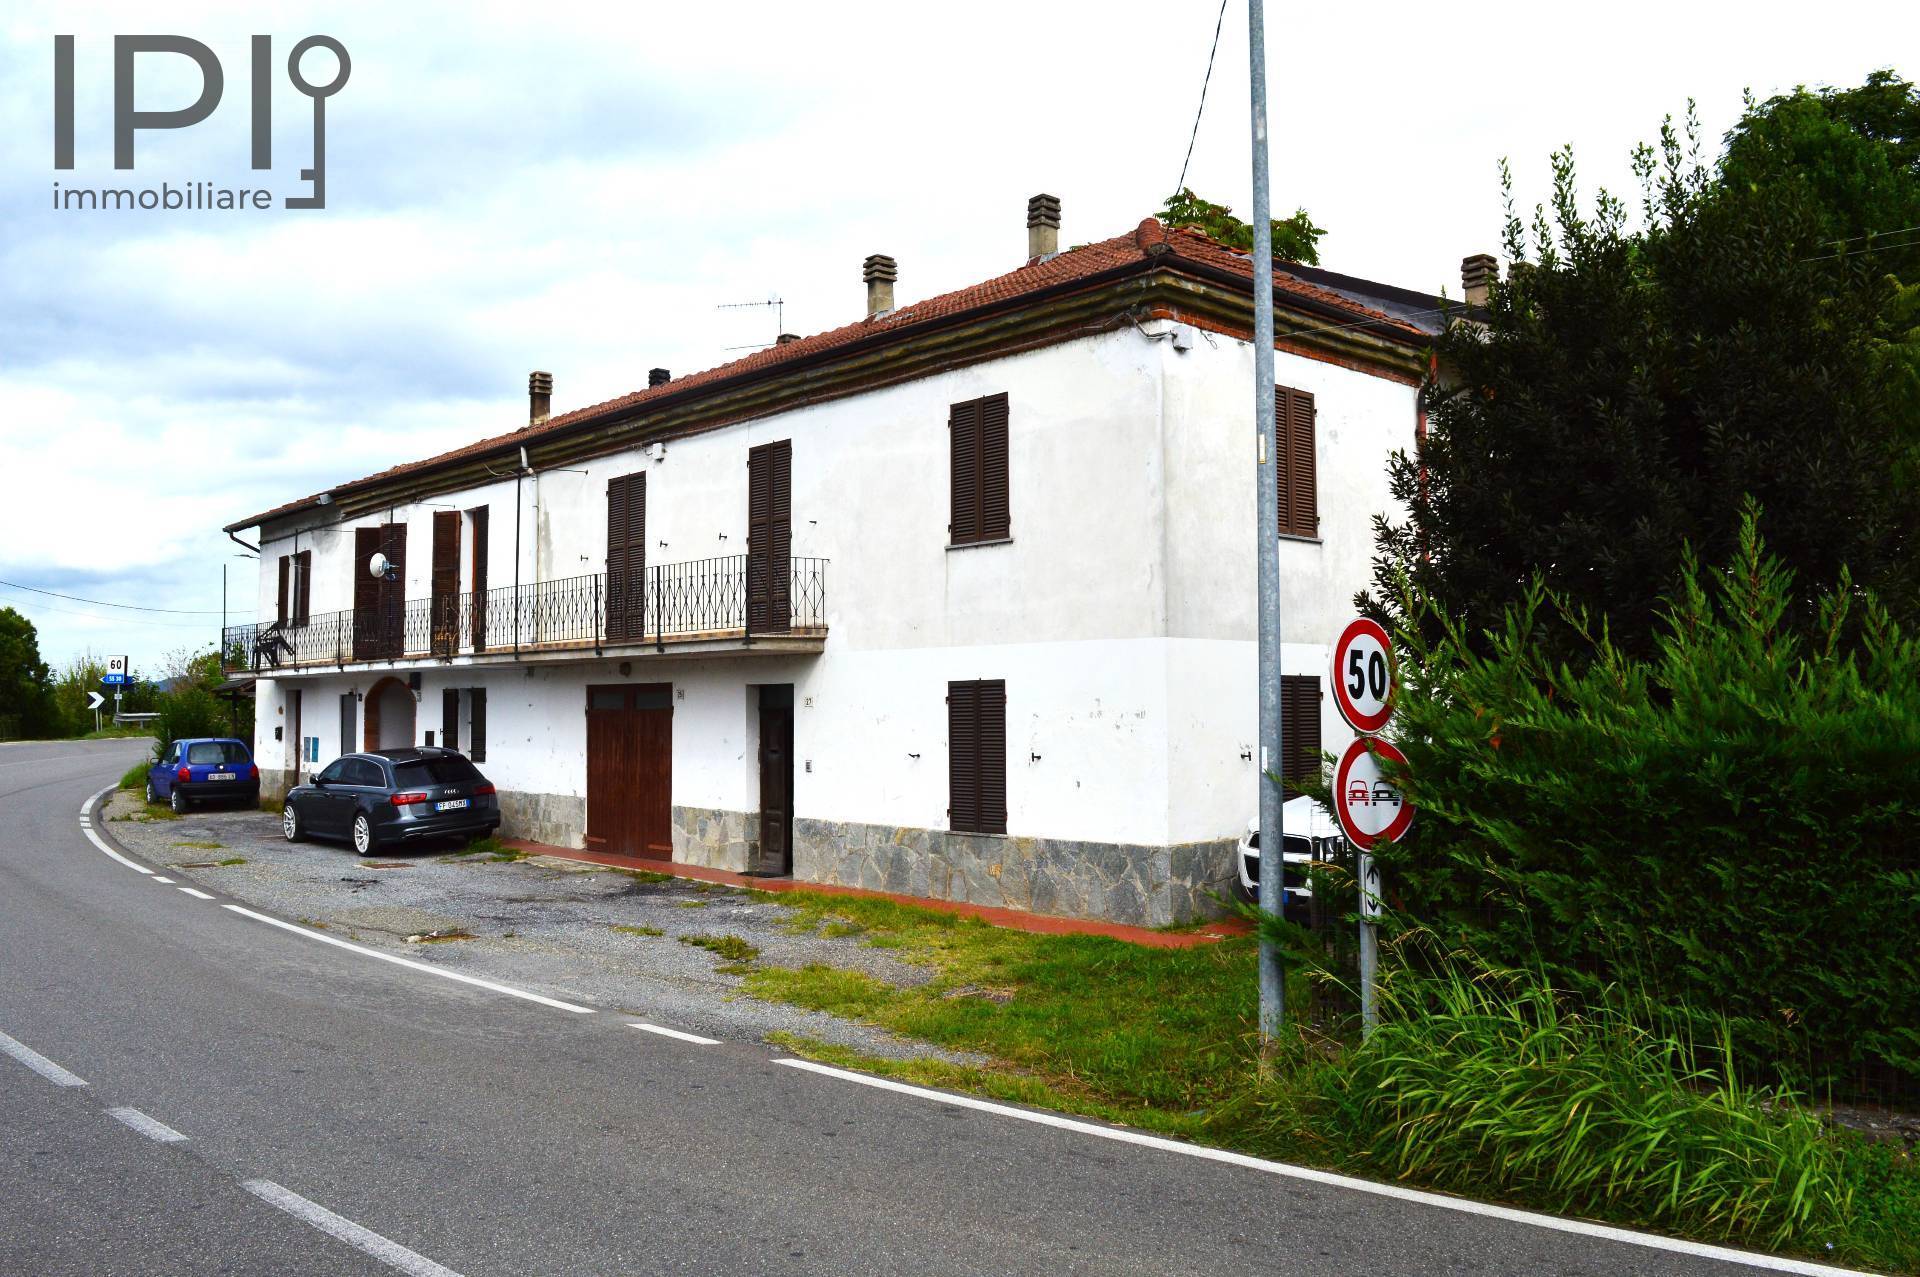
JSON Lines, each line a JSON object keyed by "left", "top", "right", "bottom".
{"left": 1330, "top": 618, "right": 1395, "bottom": 735}
{"left": 101, "top": 673, "right": 128, "bottom": 686}
{"left": 86, "top": 691, "right": 105, "bottom": 711}
{"left": 1334, "top": 736, "right": 1414, "bottom": 850}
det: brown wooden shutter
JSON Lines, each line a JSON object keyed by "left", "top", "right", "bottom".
{"left": 947, "top": 678, "right": 1007, "bottom": 834}
{"left": 980, "top": 393, "right": 1010, "bottom": 541}
{"left": 949, "top": 398, "right": 981, "bottom": 544}
{"left": 276, "top": 556, "right": 290, "bottom": 626}
{"left": 606, "top": 473, "right": 646, "bottom": 642}
{"left": 467, "top": 507, "right": 489, "bottom": 651}
{"left": 976, "top": 678, "right": 1007, "bottom": 834}
{"left": 1276, "top": 386, "right": 1317, "bottom": 539}
{"left": 294, "top": 551, "right": 312, "bottom": 625}
{"left": 1280, "top": 675, "right": 1321, "bottom": 799}
{"left": 747, "top": 440, "right": 792, "bottom": 633}
{"left": 948, "top": 681, "right": 978, "bottom": 832}
{"left": 352, "top": 527, "right": 381, "bottom": 660}
{"left": 442, "top": 688, "right": 460, "bottom": 753}
{"left": 431, "top": 510, "right": 460, "bottom": 653}
{"left": 468, "top": 688, "right": 487, "bottom": 763}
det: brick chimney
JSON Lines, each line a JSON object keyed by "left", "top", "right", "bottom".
{"left": 863, "top": 254, "right": 896, "bottom": 317}
{"left": 1027, "top": 193, "right": 1061, "bottom": 261}
{"left": 648, "top": 368, "right": 671, "bottom": 388}
{"left": 528, "top": 370, "right": 552, "bottom": 424}
{"left": 775, "top": 332, "right": 800, "bottom": 345}
{"left": 1461, "top": 254, "right": 1498, "bottom": 307}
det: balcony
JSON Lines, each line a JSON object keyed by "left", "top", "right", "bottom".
{"left": 223, "top": 554, "right": 827, "bottom": 675}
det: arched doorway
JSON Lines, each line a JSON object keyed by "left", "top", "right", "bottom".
{"left": 363, "top": 676, "right": 416, "bottom": 751}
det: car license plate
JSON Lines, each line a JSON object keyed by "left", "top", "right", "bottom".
{"left": 208, "top": 772, "right": 237, "bottom": 782}
{"left": 435, "top": 798, "right": 470, "bottom": 812}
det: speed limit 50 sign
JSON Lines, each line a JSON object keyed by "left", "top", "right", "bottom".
{"left": 1330, "top": 618, "right": 1395, "bottom": 735}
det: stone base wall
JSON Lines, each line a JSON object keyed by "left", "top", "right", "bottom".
{"left": 260, "top": 768, "right": 296, "bottom": 808}
{"left": 498, "top": 791, "right": 586, "bottom": 849}
{"left": 672, "top": 805, "right": 756, "bottom": 872}
{"left": 792, "top": 817, "right": 1238, "bottom": 927}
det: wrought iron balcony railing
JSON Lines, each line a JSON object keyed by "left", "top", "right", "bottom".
{"left": 222, "top": 553, "right": 826, "bottom": 674}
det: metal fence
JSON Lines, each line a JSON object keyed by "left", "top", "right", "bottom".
{"left": 223, "top": 554, "right": 827, "bottom": 673}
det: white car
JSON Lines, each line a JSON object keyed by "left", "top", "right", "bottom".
{"left": 1235, "top": 795, "right": 1345, "bottom": 905}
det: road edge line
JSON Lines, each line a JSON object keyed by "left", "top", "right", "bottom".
{"left": 0, "top": 1028, "right": 88, "bottom": 1088}
{"left": 771, "top": 1058, "right": 1875, "bottom": 1277}
{"left": 222, "top": 904, "right": 595, "bottom": 1015}
{"left": 81, "top": 785, "right": 154, "bottom": 875}
{"left": 242, "top": 1179, "right": 464, "bottom": 1277}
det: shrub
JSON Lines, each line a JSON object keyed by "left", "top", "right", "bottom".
{"left": 118, "top": 761, "right": 148, "bottom": 791}
{"left": 147, "top": 688, "right": 230, "bottom": 761}
{"left": 1314, "top": 947, "right": 1858, "bottom": 1253}
{"left": 1382, "top": 509, "right": 1920, "bottom": 1096}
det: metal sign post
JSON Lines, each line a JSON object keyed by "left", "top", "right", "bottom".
{"left": 1331, "top": 617, "right": 1408, "bottom": 1041}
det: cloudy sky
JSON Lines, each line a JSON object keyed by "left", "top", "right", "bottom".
{"left": 0, "top": 0, "right": 1895, "bottom": 676}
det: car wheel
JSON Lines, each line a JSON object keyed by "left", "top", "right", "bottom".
{"left": 144, "top": 780, "right": 156, "bottom": 804}
{"left": 170, "top": 788, "right": 189, "bottom": 814}
{"left": 283, "top": 803, "right": 304, "bottom": 843}
{"left": 351, "top": 814, "right": 375, "bottom": 856}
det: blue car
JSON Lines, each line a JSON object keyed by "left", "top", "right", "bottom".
{"left": 146, "top": 737, "right": 260, "bottom": 813}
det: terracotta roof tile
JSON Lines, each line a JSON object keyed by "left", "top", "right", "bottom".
{"left": 230, "top": 219, "right": 1422, "bottom": 531}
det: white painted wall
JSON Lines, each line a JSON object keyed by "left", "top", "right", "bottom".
{"left": 249, "top": 323, "right": 1416, "bottom": 853}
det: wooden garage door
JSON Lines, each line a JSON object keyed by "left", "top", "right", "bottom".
{"left": 585, "top": 683, "right": 673, "bottom": 861}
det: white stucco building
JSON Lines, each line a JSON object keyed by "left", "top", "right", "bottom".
{"left": 222, "top": 199, "right": 1452, "bottom": 925}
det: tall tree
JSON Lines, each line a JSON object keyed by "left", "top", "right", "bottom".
{"left": 1366, "top": 84, "right": 1920, "bottom": 657}
{"left": 0, "top": 608, "right": 57, "bottom": 739}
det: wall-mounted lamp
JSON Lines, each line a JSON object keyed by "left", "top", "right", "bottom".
{"left": 907, "top": 752, "right": 920, "bottom": 760}
{"left": 1029, "top": 752, "right": 1043, "bottom": 763}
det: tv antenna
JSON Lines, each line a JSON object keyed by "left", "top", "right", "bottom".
{"left": 717, "top": 294, "right": 784, "bottom": 351}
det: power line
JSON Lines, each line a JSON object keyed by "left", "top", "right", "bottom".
{"left": 0, "top": 578, "right": 225, "bottom": 616}
{"left": 1171, "top": 0, "right": 1231, "bottom": 201}
{"left": 0, "top": 594, "right": 223, "bottom": 629}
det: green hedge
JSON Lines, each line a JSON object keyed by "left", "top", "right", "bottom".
{"left": 1381, "top": 512, "right": 1920, "bottom": 1096}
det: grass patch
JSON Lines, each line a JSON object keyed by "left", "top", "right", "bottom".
{"left": 216, "top": 856, "right": 247, "bottom": 867}
{"left": 678, "top": 934, "right": 761, "bottom": 963}
{"left": 821, "top": 920, "right": 867, "bottom": 939}
{"left": 118, "top": 761, "right": 150, "bottom": 790}
{"left": 172, "top": 840, "right": 223, "bottom": 851}
{"left": 611, "top": 924, "right": 664, "bottom": 938}
{"left": 610, "top": 868, "right": 674, "bottom": 884}
{"left": 735, "top": 890, "right": 1920, "bottom": 1272}
{"left": 675, "top": 899, "right": 711, "bottom": 909}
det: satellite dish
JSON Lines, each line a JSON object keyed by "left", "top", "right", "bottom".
{"left": 368, "top": 552, "right": 391, "bottom": 579}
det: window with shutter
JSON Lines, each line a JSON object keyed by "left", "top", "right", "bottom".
{"left": 293, "top": 551, "right": 311, "bottom": 627}
{"left": 467, "top": 507, "right": 489, "bottom": 651}
{"left": 431, "top": 511, "right": 460, "bottom": 653}
{"left": 468, "top": 688, "right": 487, "bottom": 763}
{"left": 747, "top": 440, "right": 792, "bottom": 634}
{"left": 1276, "top": 386, "right": 1318, "bottom": 539}
{"left": 606, "top": 473, "right": 646, "bottom": 642}
{"left": 947, "top": 678, "right": 1007, "bottom": 834}
{"left": 276, "top": 556, "right": 290, "bottom": 626}
{"left": 1279, "top": 675, "right": 1322, "bottom": 799}
{"left": 949, "top": 393, "right": 1009, "bottom": 545}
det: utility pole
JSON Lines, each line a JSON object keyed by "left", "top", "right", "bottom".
{"left": 1249, "top": 0, "right": 1286, "bottom": 1042}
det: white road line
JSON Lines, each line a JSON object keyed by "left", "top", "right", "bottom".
{"left": 178, "top": 887, "right": 215, "bottom": 900}
{"left": 106, "top": 1106, "right": 188, "bottom": 1143}
{"left": 627, "top": 1022, "right": 721, "bottom": 1046}
{"left": 773, "top": 1059, "right": 1877, "bottom": 1277}
{"left": 242, "top": 1180, "right": 463, "bottom": 1277}
{"left": 81, "top": 821, "right": 153, "bottom": 874}
{"left": 0, "top": 1029, "right": 87, "bottom": 1088}
{"left": 222, "top": 905, "right": 595, "bottom": 1015}
{"left": 152, "top": 876, "right": 175, "bottom": 884}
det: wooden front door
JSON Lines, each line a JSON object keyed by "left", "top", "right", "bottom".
{"left": 746, "top": 440, "right": 791, "bottom": 634}
{"left": 756, "top": 684, "right": 794, "bottom": 876}
{"left": 585, "top": 683, "right": 672, "bottom": 860}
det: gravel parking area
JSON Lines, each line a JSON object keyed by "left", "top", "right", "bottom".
{"left": 98, "top": 789, "right": 982, "bottom": 1063}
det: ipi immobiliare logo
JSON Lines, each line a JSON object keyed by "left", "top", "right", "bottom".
{"left": 51, "top": 34, "right": 349, "bottom": 212}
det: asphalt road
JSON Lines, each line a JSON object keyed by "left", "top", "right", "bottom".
{"left": 0, "top": 740, "right": 1858, "bottom": 1276}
